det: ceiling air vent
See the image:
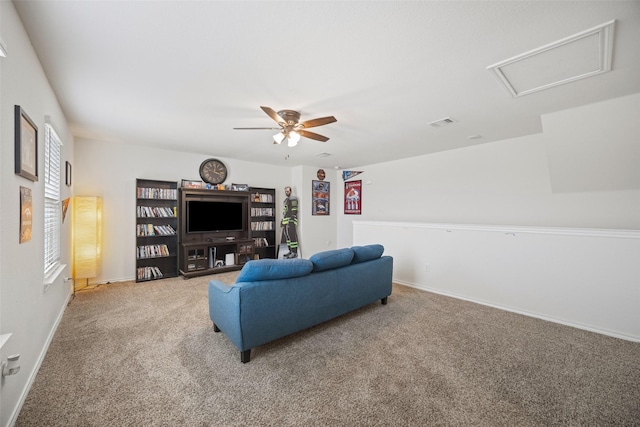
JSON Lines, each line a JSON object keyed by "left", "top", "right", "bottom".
{"left": 428, "top": 117, "right": 457, "bottom": 128}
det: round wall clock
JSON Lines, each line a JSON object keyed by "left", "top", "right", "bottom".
{"left": 199, "top": 158, "right": 228, "bottom": 184}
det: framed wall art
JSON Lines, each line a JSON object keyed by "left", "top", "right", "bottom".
{"left": 344, "top": 180, "right": 362, "bottom": 215}
{"left": 20, "top": 186, "right": 33, "bottom": 243}
{"left": 312, "top": 180, "right": 330, "bottom": 215}
{"left": 65, "top": 161, "right": 72, "bottom": 186}
{"left": 15, "top": 105, "right": 38, "bottom": 182}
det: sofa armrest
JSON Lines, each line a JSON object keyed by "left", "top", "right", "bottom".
{"left": 208, "top": 281, "right": 244, "bottom": 350}
{"left": 209, "top": 280, "right": 234, "bottom": 294}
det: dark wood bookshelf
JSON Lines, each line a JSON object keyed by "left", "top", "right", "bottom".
{"left": 135, "top": 179, "right": 179, "bottom": 282}
{"left": 249, "top": 187, "right": 277, "bottom": 260}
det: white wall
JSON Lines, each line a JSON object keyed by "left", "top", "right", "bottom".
{"left": 354, "top": 221, "right": 640, "bottom": 341}
{"left": 337, "top": 93, "right": 640, "bottom": 249}
{"left": 73, "top": 142, "right": 341, "bottom": 283}
{"left": 290, "top": 165, "right": 338, "bottom": 258}
{"left": 0, "top": 3, "right": 74, "bottom": 426}
{"left": 339, "top": 94, "right": 640, "bottom": 342}
{"left": 74, "top": 137, "right": 293, "bottom": 282}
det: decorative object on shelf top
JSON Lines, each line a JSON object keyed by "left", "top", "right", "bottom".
{"left": 199, "top": 158, "right": 227, "bottom": 185}
{"left": 231, "top": 183, "right": 249, "bottom": 191}
{"left": 181, "top": 179, "right": 250, "bottom": 191}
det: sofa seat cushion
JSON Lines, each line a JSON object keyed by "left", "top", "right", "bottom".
{"left": 309, "top": 248, "right": 354, "bottom": 272}
{"left": 236, "top": 258, "right": 313, "bottom": 282}
{"left": 351, "top": 244, "right": 385, "bottom": 264}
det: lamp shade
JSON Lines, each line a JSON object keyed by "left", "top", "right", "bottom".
{"left": 273, "top": 132, "right": 285, "bottom": 144}
{"left": 72, "top": 196, "right": 102, "bottom": 279}
{"left": 288, "top": 131, "right": 301, "bottom": 147}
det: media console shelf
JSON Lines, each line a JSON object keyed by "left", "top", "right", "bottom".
{"left": 179, "top": 239, "right": 254, "bottom": 278}
{"left": 178, "top": 188, "right": 253, "bottom": 278}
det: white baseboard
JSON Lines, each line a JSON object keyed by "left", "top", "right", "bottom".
{"left": 7, "top": 287, "right": 73, "bottom": 427}
{"left": 394, "top": 279, "right": 640, "bottom": 343}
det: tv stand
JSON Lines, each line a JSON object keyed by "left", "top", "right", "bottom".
{"left": 180, "top": 239, "right": 254, "bottom": 279}
{"left": 178, "top": 188, "right": 253, "bottom": 278}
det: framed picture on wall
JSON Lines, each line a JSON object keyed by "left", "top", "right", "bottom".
{"left": 15, "top": 105, "right": 38, "bottom": 182}
{"left": 20, "top": 186, "right": 33, "bottom": 243}
{"left": 312, "top": 180, "right": 330, "bottom": 215}
{"left": 65, "top": 161, "right": 72, "bottom": 186}
{"left": 344, "top": 180, "right": 362, "bottom": 215}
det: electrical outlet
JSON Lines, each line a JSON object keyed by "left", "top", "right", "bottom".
{"left": 425, "top": 264, "right": 431, "bottom": 272}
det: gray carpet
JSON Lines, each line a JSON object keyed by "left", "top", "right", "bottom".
{"left": 16, "top": 273, "right": 640, "bottom": 426}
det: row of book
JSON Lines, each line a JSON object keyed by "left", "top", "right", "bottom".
{"left": 136, "top": 224, "right": 176, "bottom": 237}
{"left": 252, "top": 193, "right": 273, "bottom": 203}
{"left": 137, "top": 187, "right": 177, "bottom": 200}
{"left": 137, "top": 266, "right": 164, "bottom": 281}
{"left": 253, "top": 237, "right": 270, "bottom": 247}
{"left": 251, "top": 207, "right": 274, "bottom": 217}
{"left": 137, "top": 244, "right": 171, "bottom": 259}
{"left": 137, "top": 206, "right": 176, "bottom": 218}
{"left": 251, "top": 221, "right": 274, "bottom": 231}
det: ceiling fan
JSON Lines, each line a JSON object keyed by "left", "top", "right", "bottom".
{"left": 234, "top": 106, "right": 337, "bottom": 147}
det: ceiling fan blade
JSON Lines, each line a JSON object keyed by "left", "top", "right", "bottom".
{"left": 299, "top": 116, "right": 337, "bottom": 129}
{"left": 298, "top": 130, "right": 330, "bottom": 142}
{"left": 260, "top": 106, "right": 286, "bottom": 126}
{"left": 233, "top": 127, "right": 281, "bottom": 130}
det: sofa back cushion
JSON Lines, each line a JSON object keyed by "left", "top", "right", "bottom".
{"left": 236, "top": 258, "right": 313, "bottom": 282}
{"left": 309, "top": 248, "right": 354, "bottom": 272}
{"left": 351, "top": 244, "right": 385, "bottom": 264}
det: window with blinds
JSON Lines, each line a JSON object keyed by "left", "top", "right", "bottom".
{"left": 44, "top": 124, "right": 62, "bottom": 278}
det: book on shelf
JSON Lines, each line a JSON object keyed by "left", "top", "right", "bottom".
{"left": 137, "top": 187, "right": 177, "bottom": 200}
{"left": 137, "top": 244, "right": 171, "bottom": 259}
{"left": 137, "top": 266, "right": 164, "bottom": 280}
{"left": 253, "top": 237, "right": 269, "bottom": 247}
{"left": 136, "top": 206, "right": 176, "bottom": 218}
{"left": 250, "top": 221, "right": 274, "bottom": 231}
{"left": 251, "top": 207, "right": 274, "bottom": 217}
{"left": 136, "top": 224, "right": 176, "bottom": 237}
{"left": 252, "top": 193, "right": 273, "bottom": 203}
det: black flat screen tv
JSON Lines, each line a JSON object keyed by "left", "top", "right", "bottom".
{"left": 186, "top": 200, "right": 244, "bottom": 233}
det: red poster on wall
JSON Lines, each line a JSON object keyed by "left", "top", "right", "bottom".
{"left": 344, "top": 180, "right": 362, "bottom": 215}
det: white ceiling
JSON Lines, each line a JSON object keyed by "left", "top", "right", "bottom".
{"left": 13, "top": 0, "right": 640, "bottom": 169}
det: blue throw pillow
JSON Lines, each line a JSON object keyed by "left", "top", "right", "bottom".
{"left": 351, "top": 244, "right": 384, "bottom": 264}
{"left": 309, "top": 248, "right": 354, "bottom": 272}
{"left": 236, "top": 259, "right": 313, "bottom": 282}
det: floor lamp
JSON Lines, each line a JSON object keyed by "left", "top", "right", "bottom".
{"left": 72, "top": 196, "right": 102, "bottom": 293}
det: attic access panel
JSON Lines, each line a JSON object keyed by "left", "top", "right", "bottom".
{"left": 487, "top": 20, "right": 615, "bottom": 97}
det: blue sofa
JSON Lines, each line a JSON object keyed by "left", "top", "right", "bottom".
{"left": 208, "top": 244, "right": 393, "bottom": 362}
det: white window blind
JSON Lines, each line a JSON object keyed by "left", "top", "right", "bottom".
{"left": 44, "top": 123, "right": 62, "bottom": 277}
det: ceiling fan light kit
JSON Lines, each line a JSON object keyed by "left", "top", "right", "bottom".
{"left": 288, "top": 131, "right": 301, "bottom": 147}
{"left": 273, "top": 132, "right": 286, "bottom": 145}
{"left": 237, "top": 106, "right": 337, "bottom": 147}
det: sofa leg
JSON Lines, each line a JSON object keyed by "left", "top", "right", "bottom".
{"left": 241, "top": 349, "right": 251, "bottom": 363}
{"left": 213, "top": 323, "right": 220, "bottom": 332}
{"left": 381, "top": 297, "right": 388, "bottom": 305}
